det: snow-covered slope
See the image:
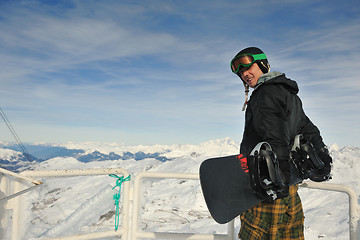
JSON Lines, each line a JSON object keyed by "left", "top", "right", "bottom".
{"left": 0, "top": 148, "right": 36, "bottom": 171}
{"left": 0, "top": 139, "right": 359, "bottom": 239}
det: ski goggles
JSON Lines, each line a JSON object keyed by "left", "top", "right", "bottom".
{"left": 230, "top": 53, "right": 267, "bottom": 74}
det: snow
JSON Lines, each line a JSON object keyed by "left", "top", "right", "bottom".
{"left": 0, "top": 138, "right": 359, "bottom": 239}
{"left": 39, "top": 185, "right": 114, "bottom": 238}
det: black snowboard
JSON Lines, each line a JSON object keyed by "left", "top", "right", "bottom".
{"left": 199, "top": 154, "right": 262, "bottom": 224}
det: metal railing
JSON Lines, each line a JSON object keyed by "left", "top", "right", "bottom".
{"left": 1, "top": 168, "right": 359, "bottom": 240}
{"left": 131, "top": 171, "right": 235, "bottom": 240}
{"left": 300, "top": 181, "right": 359, "bottom": 240}
{"left": 1, "top": 168, "right": 130, "bottom": 240}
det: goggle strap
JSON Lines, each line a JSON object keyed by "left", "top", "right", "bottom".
{"left": 252, "top": 53, "right": 267, "bottom": 61}
{"left": 242, "top": 82, "right": 249, "bottom": 111}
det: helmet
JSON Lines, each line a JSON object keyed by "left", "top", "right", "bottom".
{"left": 231, "top": 47, "right": 270, "bottom": 111}
{"left": 232, "top": 47, "right": 270, "bottom": 75}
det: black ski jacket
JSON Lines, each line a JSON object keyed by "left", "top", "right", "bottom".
{"left": 240, "top": 72, "right": 325, "bottom": 161}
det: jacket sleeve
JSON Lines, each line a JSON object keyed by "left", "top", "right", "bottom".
{"left": 301, "top": 116, "right": 326, "bottom": 150}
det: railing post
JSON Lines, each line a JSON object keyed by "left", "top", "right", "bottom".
{"left": 0, "top": 174, "right": 8, "bottom": 239}
{"left": 227, "top": 219, "right": 235, "bottom": 240}
{"left": 12, "top": 181, "right": 21, "bottom": 240}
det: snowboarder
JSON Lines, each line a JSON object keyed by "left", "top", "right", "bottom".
{"left": 230, "top": 47, "right": 332, "bottom": 239}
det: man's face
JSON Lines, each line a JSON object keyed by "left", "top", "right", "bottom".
{"left": 240, "top": 62, "right": 264, "bottom": 88}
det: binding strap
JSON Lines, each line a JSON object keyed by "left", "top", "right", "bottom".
{"left": 291, "top": 134, "right": 324, "bottom": 179}
{"left": 249, "top": 142, "right": 285, "bottom": 201}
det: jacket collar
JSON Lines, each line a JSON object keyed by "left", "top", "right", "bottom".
{"left": 254, "top": 71, "right": 284, "bottom": 90}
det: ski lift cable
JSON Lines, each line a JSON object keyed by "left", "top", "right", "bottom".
{"left": 0, "top": 105, "right": 126, "bottom": 233}
{"left": 0, "top": 105, "right": 70, "bottom": 227}
{"left": 0, "top": 106, "right": 33, "bottom": 162}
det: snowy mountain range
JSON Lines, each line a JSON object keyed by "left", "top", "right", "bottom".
{"left": 0, "top": 138, "right": 239, "bottom": 172}
{"left": 0, "top": 138, "right": 359, "bottom": 239}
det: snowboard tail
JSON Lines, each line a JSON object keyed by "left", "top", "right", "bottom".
{"left": 199, "top": 154, "right": 262, "bottom": 224}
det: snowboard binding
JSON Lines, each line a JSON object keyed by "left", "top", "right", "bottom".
{"left": 291, "top": 134, "right": 325, "bottom": 180}
{"left": 248, "top": 142, "right": 286, "bottom": 201}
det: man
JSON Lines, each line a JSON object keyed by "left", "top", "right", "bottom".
{"left": 230, "top": 47, "right": 332, "bottom": 239}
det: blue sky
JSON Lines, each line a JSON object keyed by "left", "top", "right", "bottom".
{"left": 0, "top": 0, "right": 359, "bottom": 146}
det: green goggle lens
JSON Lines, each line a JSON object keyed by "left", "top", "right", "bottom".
{"left": 230, "top": 53, "right": 267, "bottom": 74}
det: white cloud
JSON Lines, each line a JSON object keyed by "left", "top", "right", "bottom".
{"left": 0, "top": 0, "right": 359, "bottom": 145}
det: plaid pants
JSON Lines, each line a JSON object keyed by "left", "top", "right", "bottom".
{"left": 238, "top": 185, "right": 304, "bottom": 240}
